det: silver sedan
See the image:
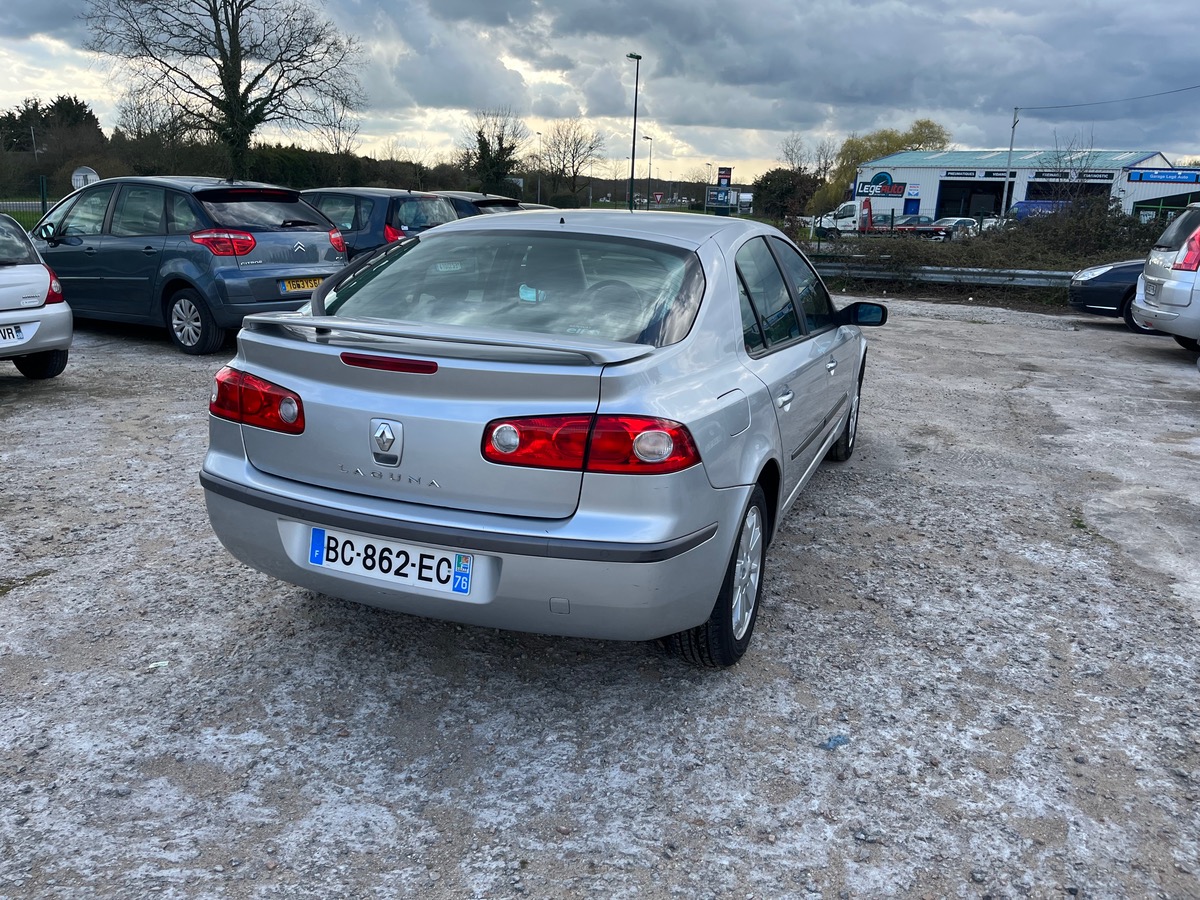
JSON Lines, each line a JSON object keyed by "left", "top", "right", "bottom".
{"left": 201, "top": 210, "right": 886, "bottom": 666}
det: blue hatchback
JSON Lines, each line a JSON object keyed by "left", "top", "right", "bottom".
{"left": 32, "top": 176, "right": 348, "bottom": 353}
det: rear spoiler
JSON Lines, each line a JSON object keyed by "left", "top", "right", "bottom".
{"left": 239, "top": 312, "right": 656, "bottom": 366}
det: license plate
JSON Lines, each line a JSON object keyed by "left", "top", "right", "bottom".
{"left": 281, "top": 277, "right": 324, "bottom": 293}
{"left": 0, "top": 324, "right": 24, "bottom": 345}
{"left": 307, "top": 526, "right": 472, "bottom": 595}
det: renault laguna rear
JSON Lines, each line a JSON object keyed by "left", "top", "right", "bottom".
{"left": 200, "top": 210, "right": 885, "bottom": 666}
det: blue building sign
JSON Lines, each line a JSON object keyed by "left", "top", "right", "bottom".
{"left": 1128, "top": 170, "right": 1200, "bottom": 183}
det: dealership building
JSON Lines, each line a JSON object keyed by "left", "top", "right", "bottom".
{"left": 854, "top": 149, "right": 1200, "bottom": 221}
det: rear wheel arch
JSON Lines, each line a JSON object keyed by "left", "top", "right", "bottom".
{"left": 754, "top": 460, "right": 781, "bottom": 546}
{"left": 159, "top": 277, "right": 200, "bottom": 326}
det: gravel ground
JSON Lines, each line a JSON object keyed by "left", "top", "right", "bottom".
{"left": 2, "top": 298, "right": 1199, "bottom": 900}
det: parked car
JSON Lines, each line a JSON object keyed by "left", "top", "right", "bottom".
{"left": 1131, "top": 202, "right": 1200, "bottom": 351}
{"left": 433, "top": 191, "right": 523, "bottom": 218}
{"left": 930, "top": 217, "right": 980, "bottom": 240}
{"left": 0, "top": 213, "right": 71, "bottom": 379}
{"left": 1069, "top": 259, "right": 1161, "bottom": 335}
{"left": 201, "top": 210, "right": 887, "bottom": 667}
{"left": 518, "top": 202, "right": 557, "bottom": 211}
{"left": 31, "top": 176, "right": 347, "bottom": 354}
{"left": 302, "top": 187, "right": 456, "bottom": 259}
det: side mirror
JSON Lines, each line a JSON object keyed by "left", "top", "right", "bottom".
{"left": 32, "top": 222, "right": 56, "bottom": 242}
{"left": 837, "top": 301, "right": 888, "bottom": 327}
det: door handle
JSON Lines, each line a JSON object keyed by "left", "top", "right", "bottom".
{"left": 142, "top": 247, "right": 158, "bottom": 255}
{"left": 84, "top": 247, "right": 97, "bottom": 255}
{"left": 825, "top": 358, "right": 838, "bottom": 373}
{"left": 776, "top": 390, "right": 794, "bottom": 408}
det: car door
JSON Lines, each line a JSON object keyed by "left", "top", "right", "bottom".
{"left": 768, "top": 236, "right": 859, "bottom": 439}
{"left": 733, "top": 236, "right": 829, "bottom": 505}
{"left": 99, "top": 183, "right": 168, "bottom": 320}
{"left": 35, "top": 184, "right": 116, "bottom": 314}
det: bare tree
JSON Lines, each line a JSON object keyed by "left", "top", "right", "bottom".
{"left": 540, "top": 117, "right": 606, "bottom": 197}
{"left": 778, "top": 131, "right": 807, "bottom": 171}
{"left": 457, "top": 108, "right": 530, "bottom": 194}
{"left": 84, "top": 0, "right": 363, "bottom": 178}
{"left": 811, "top": 137, "right": 837, "bottom": 181}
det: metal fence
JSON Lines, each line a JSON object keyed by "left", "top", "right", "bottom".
{"left": 812, "top": 259, "right": 1071, "bottom": 289}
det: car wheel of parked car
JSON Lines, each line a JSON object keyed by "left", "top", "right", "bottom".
{"left": 666, "top": 485, "right": 767, "bottom": 668}
{"left": 12, "top": 348, "right": 69, "bottom": 379}
{"left": 1172, "top": 335, "right": 1200, "bottom": 352}
{"left": 827, "top": 369, "right": 863, "bottom": 462}
{"left": 1121, "top": 292, "right": 1162, "bottom": 336}
{"left": 168, "top": 288, "right": 224, "bottom": 355}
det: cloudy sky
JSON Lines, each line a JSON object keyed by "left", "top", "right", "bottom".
{"left": 2, "top": 0, "right": 1199, "bottom": 184}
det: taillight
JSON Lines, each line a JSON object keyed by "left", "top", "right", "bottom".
{"left": 383, "top": 223, "right": 403, "bottom": 243}
{"left": 43, "top": 265, "right": 64, "bottom": 304}
{"left": 329, "top": 229, "right": 347, "bottom": 253}
{"left": 191, "top": 229, "right": 256, "bottom": 256}
{"left": 482, "top": 414, "right": 700, "bottom": 474}
{"left": 1173, "top": 228, "right": 1200, "bottom": 272}
{"left": 209, "top": 367, "right": 305, "bottom": 434}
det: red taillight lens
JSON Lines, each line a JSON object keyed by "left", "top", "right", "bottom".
{"left": 43, "top": 265, "right": 64, "bottom": 304}
{"left": 383, "top": 223, "right": 403, "bottom": 243}
{"left": 1173, "top": 228, "right": 1200, "bottom": 272}
{"left": 191, "top": 229, "right": 256, "bottom": 256}
{"left": 329, "top": 229, "right": 347, "bottom": 253}
{"left": 210, "top": 367, "right": 305, "bottom": 434}
{"left": 482, "top": 415, "right": 700, "bottom": 474}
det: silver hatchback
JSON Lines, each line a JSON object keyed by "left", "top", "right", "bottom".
{"left": 201, "top": 211, "right": 886, "bottom": 666}
{"left": 1132, "top": 203, "right": 1200, "bottom": 351}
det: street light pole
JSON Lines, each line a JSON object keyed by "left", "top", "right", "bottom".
{"left": 643, "top": 135, "right": 653, "bottom": 208}
{"left": 626, "top": 52, "right": 642, "bottom": 212}
{"left": 704, "top": 163, "right": 712, "bottom": 213}
{"left": 536, "top": 131, "right": 543, "bottom": 204}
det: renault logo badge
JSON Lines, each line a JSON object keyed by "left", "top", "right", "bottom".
{"left": 373, "top": 422, "right": 395, "bottom": 452}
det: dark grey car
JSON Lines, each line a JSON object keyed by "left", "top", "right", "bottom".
{"left": 32, "top": 176, "right": 348, "bottom": 353}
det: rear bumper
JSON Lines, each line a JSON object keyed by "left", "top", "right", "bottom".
{"left": 200, "top": 467, "right": 738, "bottom": 642}
{"left": 0, "top": 303, "right": 73, "bottom": 359}
{"left": 1132, "top": 281, "right": 1200, "bottom": 339}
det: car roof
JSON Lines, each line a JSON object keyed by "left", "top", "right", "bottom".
{"left": 303, "top": 186, "right": 440, "bottom": 199}
{"left": 81, "top": 175, "right": 298, "bottom": 195}
{"left": 427, "top": 208, "right": 777, "bottom": 250}
{"left": 433, "top": 190, "right": 520, "bottom": 202}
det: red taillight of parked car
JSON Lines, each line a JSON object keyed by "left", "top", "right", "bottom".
{"left": 1173, "top": 228, "right": 1200, "bottom": 272}
{"left": 44, "top": 265, "right": 64, "bottom": 304}
{"left": 383, "top": 223, "right": 403, "bottom": 243}
{"left": 210, "top": 366, "right": 305, "bottom": 435}
{"left": 191, "top": 229, "right": 257, "bottom": 256}
{"left": 482, "top": 414, "right": 701, "bottom": 474}
{"left": 329, "top": 229, "right": 347, "bottom": 253}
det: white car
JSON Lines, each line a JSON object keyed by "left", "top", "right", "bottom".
{"left": 0, "top": 213, "right": 71, "bottom": 379}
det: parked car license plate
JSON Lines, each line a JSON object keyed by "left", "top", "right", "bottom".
{"left": 0, "top": 324, "right": 24, "bottom": 344}
{"left": 281, "top": 277, "right": 324, "bottom": 293}
{"left": 307, "top": 526, "right": 473, "bottom": 595}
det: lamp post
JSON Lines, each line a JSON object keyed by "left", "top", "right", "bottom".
{"left": 536, "top": 131, "right": 543, "bottom": 204}
{"left": 643, "top": 135, "right": 653, "bottom": 208}
{"left": 626, "top": 52, "right": 642, "bottom": 212}
{"left": 704, "top": 163, "right": 713, "bottom": 213}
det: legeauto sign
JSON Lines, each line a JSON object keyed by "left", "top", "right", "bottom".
{"left": 857, "top": 172, "right": 907, "bottom": 198}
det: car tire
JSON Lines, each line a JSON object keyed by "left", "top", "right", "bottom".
{"left": 1121, "top": 292, "right": 1162, "bottom": 336}
{"left": 1172, "top": 335, "right": 1200, "bottom": 352}
{"left": 666, "top": 484, "right": 768, "bottom": 668}
{"left": 826, "top": 367, "right": 863, "bottom": 462}
{"left": 168, "top": 288, "right": 225, "bottom": 355}
{"left": 13, "top": 348, "right": 68, "bottom": 379}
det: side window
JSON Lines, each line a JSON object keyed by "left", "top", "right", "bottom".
{"left": 769, "top": 236, "right": 836, "bottom": 332}
{"left": 167, "top": 192, "right": 202, "bottom": 234}
{"left": 734, "top": 237, "right": 800, "bottom": 346}
{"left": 110, "top": 185, "right": 165, "bottom": 236}
{"left": 315, "top": 194, "right": 356, "bottom": 231}
{"left": 59, "top": 186, "right": 116, "bottom": 236}
{"left": 737, "top": 276, "right": 766, "bottom": 353}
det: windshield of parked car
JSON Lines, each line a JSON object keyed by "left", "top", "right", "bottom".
{"left": 196, "top": 189, "right": 330, "bottom": 231}
{"left": 0, "top": 217, "right": 39, "bottom": 265}
{"left": 324, "top": 230, "right": 705, "bottom": 346}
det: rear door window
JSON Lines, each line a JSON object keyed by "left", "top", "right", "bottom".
{"left": 735, "top": 237, "right": 801, "bottom": 346}
{"left": 768, "top": 236, "right": 835, "bottom": 332}
{"left": 312, "top": 193, "right": 358, "bottom": 231}
{"left": 110, "top": 185, "right": 166, "bottom": 236}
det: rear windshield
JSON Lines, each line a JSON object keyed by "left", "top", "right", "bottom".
{"left": 390, "top": 196, "right": 456, "bottom": 229}
{"left": 196, "top": 189, "right": 330, "bottom": 231}
{"left": 1153, "top": 207, "right": 1200, "bottom": 250}
{"left": 325, "top": 230, "right": 705, "bottom": 346}
{"left": 0, "top": 217, "right": 38, "bottom": 265}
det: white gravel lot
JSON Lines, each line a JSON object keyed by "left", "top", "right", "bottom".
{"left": 2, "top": 298, "right": 1198, "bottom": 900}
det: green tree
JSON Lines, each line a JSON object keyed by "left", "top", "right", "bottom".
{"left": 458, "top": 108, "right": 528, "bottom": 195}
{"left": 809, "top": 118, "right": 951, "bottom": 214}
{"left": 84, "top": 0, "right": 363, "bottom": 178}
{"left": 752, "top": 167, "right": 822, "bottom": 220}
